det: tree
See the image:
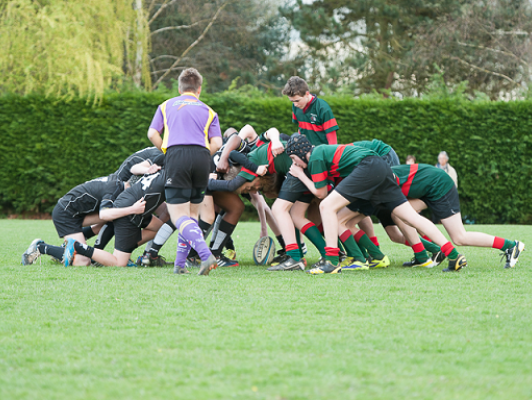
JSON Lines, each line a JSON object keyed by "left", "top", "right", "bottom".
{"left": 147, "top": 0, "right": 303, "bottom": 93}
{"left": 0, "top": 0, "right": 151, "bottom": 101}
{"left": 413, "top": 0, "right": 532, "bottom": 98}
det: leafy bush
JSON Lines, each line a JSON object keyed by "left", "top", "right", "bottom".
{"left": 1, "top": 93, "right": 531, "bottom": 223}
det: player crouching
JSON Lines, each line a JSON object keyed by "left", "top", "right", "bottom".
{"left": 286, "top": 135, "right": 468, "bottom": 274}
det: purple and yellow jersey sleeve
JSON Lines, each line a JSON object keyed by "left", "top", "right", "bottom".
{"left": 206, "top": 109, "right": 221, "bottom": 148}
{"left": 160, "top": 100, "right": 170, "bottom": 154}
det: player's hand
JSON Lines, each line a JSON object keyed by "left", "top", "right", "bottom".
{"left": 256, "top": 165, "right": 268, "bottom": 176}
{"left": 216, "top": 157, "right": 229, "bottom": 173}
{"left": 132, "top": 197, "right": 146, "bottom": 214}
{"left": 146, "top": 164, "right": 161, "bottom": 174}
{"left": 289, "top": 164, "right": 304, "bottom": 178}
{"left": 209, "top": 173, "right": 218, "bottom": 180}
{"left": 271, "top": 140, "right": 285, "bottom": 157}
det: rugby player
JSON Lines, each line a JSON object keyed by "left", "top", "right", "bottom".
{"left": 391, "top": 163, "right": 525, "bottom": 269}
{"left": 147, "top": 68, "right": 222, "bottom": 275}
{"left": 21, "top": 174, "right": 143, "bottom": 266}
{"left": 61, "top": 171, "right": 169, "bottom": 268}
{"left": 282, "top": 76, "right": 339, "bottom": 145}
{"left": 286, "top": 135, "right": 467, "bottom": 274}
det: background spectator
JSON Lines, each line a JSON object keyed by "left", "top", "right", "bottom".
{"left": 406, "top": 155, "right": 416, "bottom": 165}
{"left": 436, "top": 151, "right": 458, "bottom": 188}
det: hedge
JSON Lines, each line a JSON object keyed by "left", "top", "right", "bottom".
{"left": 1, "top": 93, "right": 531, "bottom": 224}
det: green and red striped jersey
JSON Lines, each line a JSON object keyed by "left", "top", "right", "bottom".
{"left": 308, "top": 145, "right": 378, "bottom": 188}
{"left": 391, "top": 164, "right": 455, "bottom": 200}
{"left": 352, "top": 139, "right": 391, "bottom": 157}
{"left": 238, "top": 141, "right": 292, "bottom": 181}
{"left": 292, "top": 96, "right": 338, "bottom": 146}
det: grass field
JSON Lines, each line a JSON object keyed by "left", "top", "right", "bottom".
{"left": 1, "top": 220, "right": 531, "bottom": 400}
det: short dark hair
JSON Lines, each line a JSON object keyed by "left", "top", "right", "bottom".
{"left": 178, "top": 68, "right": 202, "bottom": 93}
{"left": 282, "top": 76, "right": 309, "bottom": 97}
{"left": 406, "top": 155, "right": 416, "bottom": 162}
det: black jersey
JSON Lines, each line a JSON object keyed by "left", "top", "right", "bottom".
{"left": 57, "top": 174, "right": 124, "bottom": 217}
{"left": 114, "top": 170, "right": 166, "bottom": 227}
{"left": 116, "top": 147, "right": 165, "bottom": 181}
{"left": 212, "top": 139, "right": 251, "bottom": 168}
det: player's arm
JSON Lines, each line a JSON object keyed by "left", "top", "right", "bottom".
{"left": 321, "top": 105, "right": 339, "bottom": 145}
{"left": 99, "top": 197, "right": 146, "bottom": 221}
{"left": 249, "top": 192, "right": 268, "bottom": 237}
{"left": 148, "top": 128, "right": 163, "bottom": 150}
{"left": 148, "top": 106, "right": 164, "bottom": 150}
{"left": 263, "top": 128, "right": 284, "bottom": 156}
{"left": 238, "top": 124, "right": 259, "bottom": 142}
{"left": 326, "top": 131, "right": 338, "bottom": 145}
{"left": 289, "top": 164, "right": 328, "bottom": 199}
{"left": 228, "top": 151, "right": 262, "bottom": 174}
{"left": 209, "top": 136, "right": 222, "bottom": 156}
{"left": 207, "top": 176, "right": 249, "bottom": 192}
{"left": 130, "top": 160, "right": 161, "bottom": 176}
{"left": 217, "top": 135, "right": 246, "bottom": 173}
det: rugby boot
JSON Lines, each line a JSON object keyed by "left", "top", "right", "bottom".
{"left": 141, "top": 253, "right": 172, "bottom": 267}
{"left": 442, "top": 254, "right": 467, "bottom": 272}
{"left": 216, "top": 254, "right": 239, "bottom": 267}
{"left": 342, "top": 259, "right": 369, "bottom": 271}
{"left": 368, "top": 255, "right": 390, "bottom": 269}
{"left": 198, "top": 254, "right": 218, "bottom": 276}
{"left": 307, "top": 260, "right": 342, "bottom": 274}
{"left": 431, "top": 251, "right": 446, "bottom": 267}
{"left": 502, "top": 241, "right": 525, "bottom": 269}
{"left": 223, "top": 249, "right": 237, "bottom": 260}
{"left": 186, "top": 256, "right": 200, "bottom": 268}
{"left": 267, "top": 257, "right": 305, "bottom": 271}
{"left": 21, "top": 238, "right": 44, "bottom": 265}
{"left": 174, "top": 266, "right": 191, "bottom": 274}
{"left": 270, "top": 250, "right": 289, "bottom": 267}
{"left": 310, "top": 257, "right": 327, "bottom": 270}
{"left": 403, "top": 257, "right": 435, "bottom": 268}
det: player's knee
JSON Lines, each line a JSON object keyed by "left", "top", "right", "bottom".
{"left": 272, "top": 200, "right": 290, "bottom": 216}
{"left": 450, "top": 233, "right": 467, "bottom": 246}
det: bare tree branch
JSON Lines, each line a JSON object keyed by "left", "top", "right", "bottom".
{"left": 149, "top": 0, "right": 178, "bottom": 25}
{"left": 450, "top": 56, "right": 517, "bottom": 84}
{"left": 456, "top": 41, "right": 527, "bottom": 66}
{"left": 150, "top": 20, "right": 209, "bottom": 36}
{"left": 147, "top": 0, "right": 159, "bottom": 14}
{"left": 151, "top": 55, "right": 180, "bottom": 62}
{"left": 151, "top": 67, "right": 187, "bottom": 75}
{"left": 152, "top": 2, "right": 230, "bottom": 90}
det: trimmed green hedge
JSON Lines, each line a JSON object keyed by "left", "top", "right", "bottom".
{"left": 1, "top": 93, "right": 531, "bottom": 223}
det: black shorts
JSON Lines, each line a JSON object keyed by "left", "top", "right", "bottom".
{"left": 165, "top": 145, "right": 211, "bottom": 204}
{"left": 52, "top": 201, "right": 85, "bottom": 238}
{"left": 113, "top": 215, "right": 153, "bottom": 253}
{"left": 374, "top": 206, "right": 396, "bottom": 228}
{"left": 335, "top": 156, "right": 407, "bottom": 211}
{"left": 277, "top": 173, "right": 314, "bottom": 204}
{"left": 346, "top": 199, "right": 375, "bottom": 216}
{"left": 421, "top": 186, "right": 461, "bottom": 220}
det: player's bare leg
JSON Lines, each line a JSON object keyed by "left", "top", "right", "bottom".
{"left": 392, "top": 202, "right": 466, "bottom": 271}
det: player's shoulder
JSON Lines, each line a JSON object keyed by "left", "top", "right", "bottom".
{"left": 314, "top": 96, "right": 333, "bottom": 111}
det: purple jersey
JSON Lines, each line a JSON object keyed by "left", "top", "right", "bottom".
{"left": 149, "top": 92, "right": 221, "bottom": 153}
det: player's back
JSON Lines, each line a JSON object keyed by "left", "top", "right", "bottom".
{"left": 116, "top": 147, "right": 164, "bottom": 181}
{"left": 60, "top": 174, "right": 124, "bottom": 217}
